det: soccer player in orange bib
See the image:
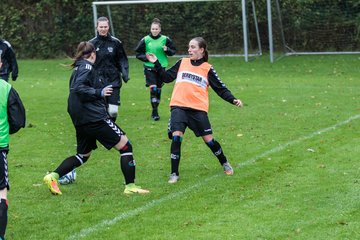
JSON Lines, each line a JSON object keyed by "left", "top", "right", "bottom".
{"left": 146, "top": 37, "right": 243, "bottom": 183}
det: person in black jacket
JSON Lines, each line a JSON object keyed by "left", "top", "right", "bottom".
{"left": 146, "top": 37, "right": 243, "bottom": 184}
{"left": 135, "top": 18, "right": 176, "bottom": 121}
{"left": 0, "top": 59, "right": 25, "bottom": 240}
{"left": 0, "top": 39, "right": 18, "bottom": 82}
{"left": 43, "top": 42, "right": 149, "bottom": 195}
{"left": 89, "top": 16, "right": 129, "bottom": 122}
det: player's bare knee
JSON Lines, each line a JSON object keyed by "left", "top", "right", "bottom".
{"left": 108, "top": 104, "right": 118, "bottom": 118}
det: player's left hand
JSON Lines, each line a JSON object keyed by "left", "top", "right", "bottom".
{"left": 101, "top": 85, "right": 113, "bottom": 97}
{"left": 233, "top": 99, "right": 243, "bottom": 107}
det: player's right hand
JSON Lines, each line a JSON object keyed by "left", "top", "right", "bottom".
{"left": 146, "top": 53, "right": 158, "bottom": 63}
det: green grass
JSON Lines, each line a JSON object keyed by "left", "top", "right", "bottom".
{"left": 6, "top": 55, "right": 360, "bottom": 240}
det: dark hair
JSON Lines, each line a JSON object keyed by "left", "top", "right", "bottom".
{"left": 191, "top": 37, "right": 209, "bottom": 62}
{"left": 97, "top": 16, "right": 109, "bottom": 26}
{"left": 71, "top": 41, "right": 95, "bottom": 68}
{"left": 151, "top": 18, "right": 161, "bottom": 28}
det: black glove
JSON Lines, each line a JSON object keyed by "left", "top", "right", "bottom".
{"left": 12, "top": 75, "right": 17, "bottom": 81}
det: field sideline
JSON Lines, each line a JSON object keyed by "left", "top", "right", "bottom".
{"left": 6, "top": 55, "right": 360, "bottom": 239}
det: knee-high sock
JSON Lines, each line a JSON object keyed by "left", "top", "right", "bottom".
{"left": 0, "top": 199, "right": 8, "bottom": 239}
{"left": 156, "top": 88, "right": 162, "bottom": 102}
{"left": 120, "top": 141, "right": 136, "bottom": 184}
{"left": 54, "top": 154, "right": 88, "bottom": 177}
{"left": 170, "top": 136, "right": 182, "bottom": 175}
{"left": 150, "top": 86, "right": 160, "bottom": 110}
{"left": 205, "top": 139, "right": 228, "bottom": 165}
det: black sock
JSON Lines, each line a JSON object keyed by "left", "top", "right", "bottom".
{"left": 54, "top": 154, "right": 88, "bottom": 177}
{"left": 120, "top": 141, "right": 136, "bottom": 185}
{"left": 150, "top": 86, "right": 159, "bottom": 110}
{"left": 167, "top": 118, "right": 172, "bottom": 139}
{"left": 206, "top": 139, "right": 228, "bottom": 165}
{"left": 0, "top": 199, "right": 8, "bottom": 239}
{"left": 170, "top": 136, "right": 182, "bottom": 175}
{"left": 156, "top": 88, "right": 162, "bottom": 102}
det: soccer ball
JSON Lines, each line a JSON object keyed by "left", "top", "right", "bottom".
{"left": 58, "top": 169, "right": 77, "bottom": 185}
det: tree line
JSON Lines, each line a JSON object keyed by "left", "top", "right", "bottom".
{"left": 0, "top": 0, "right": 359, "bottom": 58}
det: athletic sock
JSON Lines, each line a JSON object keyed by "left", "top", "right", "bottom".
{"left": 0, "top": 199, "right": 8, "bottom": 239}
{"left": 156, "top": 88, "right": 162, "bottom": 102}
{"left": 54, "top": 154, "right": 88, "bottom": 177}
{"left": 170, "top": 136, "right": 182, "bottom": 175}
{"left": 206, "top": 139, "right": 228, "bottom": 165}
{"left": 119, "top": 141, "right": 136, "bottom": 184}
{"left": 150, "top": 86, "right": 159, "bottom": 109}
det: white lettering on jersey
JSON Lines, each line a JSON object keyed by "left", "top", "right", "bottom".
{"left": 176, "top": 71, "right": 208, "bottom": 89}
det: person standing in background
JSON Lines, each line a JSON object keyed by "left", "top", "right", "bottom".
{"left": 135, "top": 18, "right": 176, "bottom": 121}
{"left": 89, "top": 17, "right": 129, "bottom": 122}
{"left": 0, "top": 39, "right": 18, "bottom": 82}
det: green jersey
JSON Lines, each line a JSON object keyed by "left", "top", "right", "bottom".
{"left": 0, "top": 80, "right": 11, "bottom": 147}
{"left": 144, "top": 35, "right": 169, "bottom": 68}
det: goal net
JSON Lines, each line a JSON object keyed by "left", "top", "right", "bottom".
{"left": 268, "top": 0, "right": 360, "bottom": 62}
{"left": 92, "top": 0, "right": 262, "bottom": 61}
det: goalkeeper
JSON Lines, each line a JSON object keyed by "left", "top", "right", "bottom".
{"left": 89, "top": 16, "right": 129, "bottom": 122}
{"left": 43, "top": 42, "right": 149, "bottom": 195}
{"left": 135, "top": 18, "right": 176, "bottom": 121}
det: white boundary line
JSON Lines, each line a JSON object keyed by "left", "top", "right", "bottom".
{"left": 67, "top": 114, "right": 360, "bottom": 240}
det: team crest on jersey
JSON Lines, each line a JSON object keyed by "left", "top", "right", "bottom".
{"left": 107, "top": 47, "right": 114, "bottom": 53}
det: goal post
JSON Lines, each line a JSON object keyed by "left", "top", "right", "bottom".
{"left": 92, "top": 0, "right": 262, "bottom": 61}
{"left": 267, "top": 0, "right": 360, "bottom": 63}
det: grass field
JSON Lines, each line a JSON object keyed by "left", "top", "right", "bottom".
{"left": 6, "top": 54, "right": 360, "bottom": 240}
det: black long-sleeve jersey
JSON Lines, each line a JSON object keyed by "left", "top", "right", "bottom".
{"left": 0, "top": 39, "right": 18, "bottom": 81}
{"left": 67, "top": 59, "right": 109, "bottom": 126}
{"left": 89, "top": 34, "right": 129, "bottom": 88}
{"left": 135, "top": 34, "right": 176, "bottom": 63}
{"left": 154, "top": 58, "right": 237, "bottom": 105}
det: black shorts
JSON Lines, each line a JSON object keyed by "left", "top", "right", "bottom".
{"left": 0, "top": 149, "right": 9, "bottom": 190}
{"left": 75, "top": 119, "right": 125, "bottom": 154}
{"left": 106, "top": 87, "right": 120, "bottom": 106}
{"left": 144, "top": 68, "right": 163, "bottom": 88}
{"left": 170, "top": 107, "right": 213, "bottom": 137}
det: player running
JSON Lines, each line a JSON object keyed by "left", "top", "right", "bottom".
{"left": 135, "top": 18, "right": 176, "bottom": 121}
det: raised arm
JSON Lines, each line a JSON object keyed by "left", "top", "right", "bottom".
{"left": 146, "top": 53, "right": 181, "bottom": 83}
